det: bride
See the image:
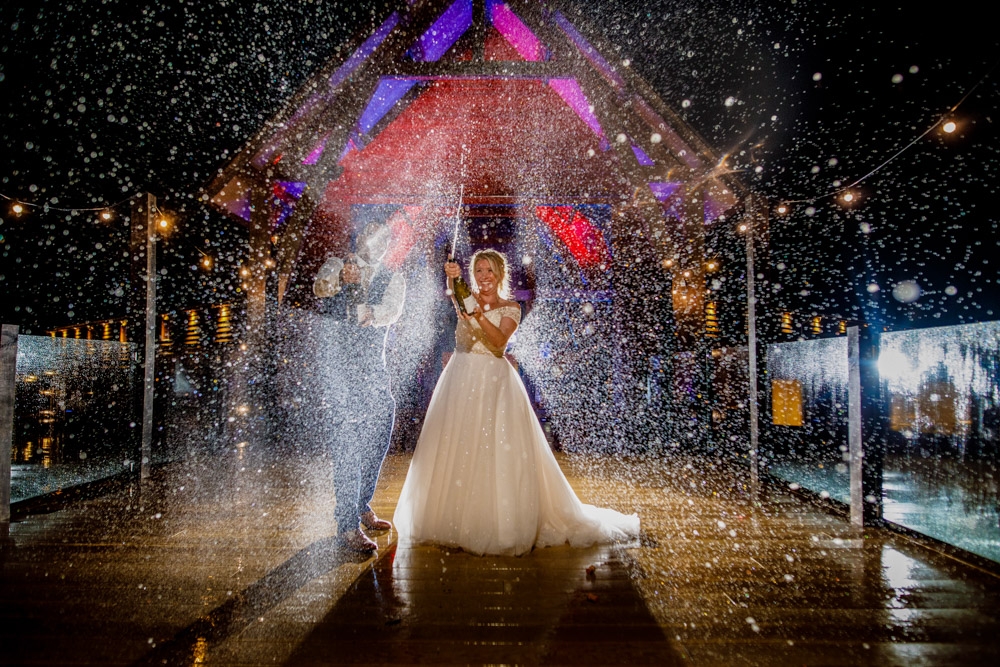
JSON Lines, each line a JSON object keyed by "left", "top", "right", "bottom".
{"left": 393, "top": 249, "right": 639, "bottom": 556}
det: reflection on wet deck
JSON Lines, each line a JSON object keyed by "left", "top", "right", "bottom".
{"left": 1, "top": 449, "right": 998, "bottom": 666}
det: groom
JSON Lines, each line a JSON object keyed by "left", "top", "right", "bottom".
{"left": 313, "top": 220, "right": 405, "bottom": 552}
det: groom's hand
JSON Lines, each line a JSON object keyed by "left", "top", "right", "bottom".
{"left": 341, "top": 255, "right": 362, "bottom": 284}
{"left": 357, "top": 305, "right": 374, "bottom": 327}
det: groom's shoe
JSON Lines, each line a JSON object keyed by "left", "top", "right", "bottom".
{"left": 339, "top": 528, "right": 378, "bottom": 553}
{"left": 360, "top": 511, "right": 392, "bottom": 532}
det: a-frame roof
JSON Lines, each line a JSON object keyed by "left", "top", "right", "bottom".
{"left": 205, "top": 0, "right": 746, "bottom": 297}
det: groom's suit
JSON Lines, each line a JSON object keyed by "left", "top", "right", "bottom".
{"left": 314, "top": 254, "right": 405, "bottom": 534}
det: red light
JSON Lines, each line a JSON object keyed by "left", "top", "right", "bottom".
{"left": 534, "top": 206, "right": 610, "bottom": 268}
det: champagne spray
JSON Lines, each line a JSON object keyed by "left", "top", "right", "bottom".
{"left": 449, "top": 151, "right": 478, "bottom": 315}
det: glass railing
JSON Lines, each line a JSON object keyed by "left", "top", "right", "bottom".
{"left": 763, "top": 321, "right": 1000, "bottom": 563}
{"left": 764, "top": 337, "right": 850, "bottom": 504}
{"left": 11, "top": 336, "right": 137, "bottom": 503}
{"left": 879, "top": 321, "right": 1000, "bottom": 563}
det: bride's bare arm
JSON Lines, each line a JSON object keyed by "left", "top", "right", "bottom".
{"left": 471, "top": 306, "right": 517, "bottom": 349}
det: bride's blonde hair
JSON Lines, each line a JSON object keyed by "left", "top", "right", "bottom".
{"left": 469, "top": 249, "right": 511, "bottom": 299}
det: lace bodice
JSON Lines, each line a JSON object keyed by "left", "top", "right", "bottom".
{"left": 455, "top": 304, "right": 521, "bottom": 357}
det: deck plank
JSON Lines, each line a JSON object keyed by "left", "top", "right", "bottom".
{"left": 1, "top": 449, "right": 998, "bottom": 666}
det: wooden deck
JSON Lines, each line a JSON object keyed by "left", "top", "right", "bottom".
{"left": 1, "top": 447, "right": 998, "bottom": 665}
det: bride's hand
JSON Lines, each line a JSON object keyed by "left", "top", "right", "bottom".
{"left": 444, "top": 261, "right": 461, "bottom": 278}
{"left": 458, "top": 304, "right": 483, "bottom": 322}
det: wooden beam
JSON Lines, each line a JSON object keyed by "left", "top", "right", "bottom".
{"left": 275, "top": 0, "right": 454, "bottom": 168}
{"left": 504, "top": 0, "right": 593, "bottom": 65}
{"left": 203, "top": 1, "right": 415, "bottom": 199}
{"left": 268, "top": 2, "right": 468, "bottom": 302}
{"left": 387, "top": 61, "right": 574, "bottom": 78}
{"left": 472, "top": 0, "right": 486, "bottom": 62}
{"left": 245, "top": 182, "right": 273, "bottom": 341}
{"left": 506, "top": 0, "right": 685, "bottom": 236}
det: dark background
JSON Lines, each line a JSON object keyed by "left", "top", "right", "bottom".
{"left": 1, "top": 0, "right": 998, "bottom": 335}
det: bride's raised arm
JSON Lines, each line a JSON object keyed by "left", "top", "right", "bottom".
{"left": 444, "top": 260, "right": 462, "bottom": 315}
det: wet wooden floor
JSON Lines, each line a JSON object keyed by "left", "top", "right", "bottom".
{"left": 1, "top": 446, "right": 998, "bottom": 666}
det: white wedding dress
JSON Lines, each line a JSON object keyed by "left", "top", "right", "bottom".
{"left": 393, "top": 305, "right": 640, "bottom": 556}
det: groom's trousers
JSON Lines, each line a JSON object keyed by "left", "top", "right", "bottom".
{"left": 324, "top": 322, "right": 396, "bottom": 533}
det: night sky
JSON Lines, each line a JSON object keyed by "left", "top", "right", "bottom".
{"left": 1, "top": 0, "right": 998, "bottom": 335}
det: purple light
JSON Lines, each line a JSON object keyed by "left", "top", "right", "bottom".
{"left": 704, "top": 188, "right": 737, "bottom": 224}
{"left": 329, "top": 11, "right": 401, "bottom": 90}
{"left": 631, "top": 144, "right": 655, "bottom": 166}
{"left": 275, "top": 181, "right": 307, "bottom": 200}
{"left": 254, "top": 11, "right": 401, "bottom": 169}
{"left": 488, "top": 0, "right": 544, "bottom": 61}
{"left": 358, "top": 78, "right": 418, "bottom": 135}
{"left": 551, "top": 12, "right": 625, "bottom": 92}
{"left": 648, "top": 181, "right": 682, "bottom": 202}
{"left": 302, "top": 135, "right": 329, "bottom": 165}
{"left": 548, "top": 79, "right": 605, "bottom": 141}
{"left": 703, "top": 195, "right": 725, "bottom": 224}
{"left": 338, "top": 138, "right": 358, "bottom": 163}
{"left": 648, "top": 181, "right": 684, "bottom": 219}
{"left": 408, "top": 0, "right": 472, "bottom": 62}
{"left": 632, "top": 97, "right": 704, "bottom": 170}
{"left": 224, "top": 195, "right": 251, "bottom": 222}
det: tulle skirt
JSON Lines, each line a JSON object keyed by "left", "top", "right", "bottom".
{"left": 393, "top": 352, "right": 640, "bottom": 556}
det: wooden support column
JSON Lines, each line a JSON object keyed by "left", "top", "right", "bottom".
{"left": 269, "top": 2, "right": 453, "bottom": 299}
{"left": 472, "top": 0, "right": 486, "bottom": 62}
{"left": 128, "top": 193, "right": 157, "bottom": 480}
{"left": 672, "top": 183, "right": 707, "bottom": 344}
{"left": 561, "top": 66, "right": 679, "bottom": 447}
{"left": 1, "top": 324, "right": 17, "bottom": 523}
{"left": 245, "top": 181, "right": 273, "bottom": 344}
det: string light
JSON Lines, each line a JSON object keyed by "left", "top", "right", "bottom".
{"left": 773, "top": 58, "right": 998, "bottom": 209}
{"left": 1, "top": 190, "right": 134, "bottom": 216}
{"left": 193, "top": 244, "right": 212, "bottom": 271}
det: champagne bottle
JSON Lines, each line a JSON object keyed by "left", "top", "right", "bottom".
{"left": 450, "top": 259, "right": 478, "bottom": 316}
